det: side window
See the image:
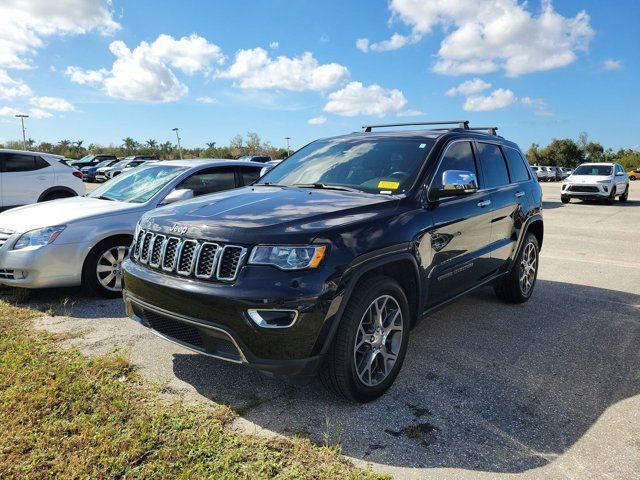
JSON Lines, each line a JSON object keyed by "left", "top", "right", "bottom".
{"left": 176, "top": 168, "right": 236, "bottom": 197}
{"left": 241, "top": 167, "right": 262, "bottom": 185}
{"left": 433, "top": 141, "right": 477, "bottom": 190}
{"left": 477, "top": 143, "right": 510, "bottom": 188}
{"left": 0, "top": 153, "right": 50, "bottom": 172}
{"left": 503, "top": 147, "right": 530, "bottom": 183}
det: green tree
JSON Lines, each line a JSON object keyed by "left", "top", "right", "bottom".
{"left": 525, "top": 143, "right": 541, "bottom": 165}
{"left": 539, "top": 139, "right": 583, "bottom": 167}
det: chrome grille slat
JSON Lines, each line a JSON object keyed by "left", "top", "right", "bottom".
{"left": 134, "top": 229, "right": 245, "bottom": 282}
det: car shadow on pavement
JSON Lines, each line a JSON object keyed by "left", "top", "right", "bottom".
{"left": 172, "top": 280, "right": 640, "bottom": 473}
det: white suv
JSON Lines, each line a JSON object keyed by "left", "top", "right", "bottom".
{"left": 561, "top": 162, "right": 629, "bottom": 204}
{"left": 0, "top": 149, "right": 85, "bottom": 211}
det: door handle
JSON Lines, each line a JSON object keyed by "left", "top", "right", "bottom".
{"left": 37, "top": 176, "right": 47, "bottom": 180}
{"left": 477, "top": 199, "right": 491, "bottom": 208}
{"left": 515, "top": 191, "right": 525, "bottom": 198}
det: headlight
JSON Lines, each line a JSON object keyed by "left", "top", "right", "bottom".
{"left": 597, "top": 179, "right": 612, "bottom": 184}
{"left": 249, "top": 245, "right": 327, "bottom": 270}
{"left": 12, "top": 226, "right": 66, "bottom": 250}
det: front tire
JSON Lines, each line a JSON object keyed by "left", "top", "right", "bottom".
{"left": 494, "top": 232, "right": 539, "bottom": 304}
{"left": 320, "top": 275, "right": 410, "bottom": 402}
{"left": 561, "top": 195, "right": 570, "bottom": 204}
{"left": 82, "top": 236, "right": 131, "bottom": 298}
{"left": 619, "top": 186, "right": 629, "bottom": 202}
{"left": 606, "top": 187, "right": 616, "bottom": 204}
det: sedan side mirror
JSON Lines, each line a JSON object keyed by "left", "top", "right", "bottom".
{"left": 161, "top": 188, "right": 194, "bottom": 205}
{"left": 615, "top": 171, "right": 624, "bottom": 176}
{"left": 433, "top": 170, "right": 478, "bottom": 198}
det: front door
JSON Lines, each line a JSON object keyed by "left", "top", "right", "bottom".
{"left": 423, "top": 140, "right": 494, "bottom": 308}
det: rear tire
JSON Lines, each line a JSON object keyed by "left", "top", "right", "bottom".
{"left": 82, "top": 236, "right": 131, "bottom": 298}
{"left": 319, "top": 275, "right": 410, "bottom": 402}
{"left": 561, "top": 196, "right": 570, "bottom": 204}
{"left": 494, "top": 232, "right": 539, "bottom": 304}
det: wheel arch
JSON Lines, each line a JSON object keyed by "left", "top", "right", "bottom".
{"left": 80, "top": 233, "right": 134, "bottom": 283}
{"left": 37, "top": 186, "right": 78, "bottom": 202}
{"left": 317, "top": 249, "right": 422, "bottom": 357}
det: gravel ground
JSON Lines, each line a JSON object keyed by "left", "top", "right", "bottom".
{"left": 27, "top": 181, "right": 640, "bottom": 479}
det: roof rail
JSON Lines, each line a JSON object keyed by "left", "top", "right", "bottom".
{"left": 362, "top": 120, "right": 469, "bottom": 133}
{"left": 467, "top": 126, "right": 499, "bottom": 136}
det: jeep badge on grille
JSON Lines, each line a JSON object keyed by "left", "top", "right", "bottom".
{"left": 169, "top": 224, "right": 188, "bottom": 235}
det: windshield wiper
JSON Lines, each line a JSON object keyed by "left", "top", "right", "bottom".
{"left": 97, "top": 195, "right": 115, "bottom": 201}
{"left": 294, "top": 183, "right": 362, "bottom": 193}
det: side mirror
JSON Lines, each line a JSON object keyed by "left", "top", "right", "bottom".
{"left": 615, "top": 171, "right": 624, "bottom": 176}
{"left": 161, "top": 188, "right": 194, "bottom": 205}
{"left": 433, "top": 170, "right": 478, "bottom": 198}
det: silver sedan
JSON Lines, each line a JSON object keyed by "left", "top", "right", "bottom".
{"left": 0, "top": 159, "right": 264, "bottom": 297}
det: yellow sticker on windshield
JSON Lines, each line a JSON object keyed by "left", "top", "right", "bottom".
{"left": 378, "top": 180, "right": 400, "bottom": 190}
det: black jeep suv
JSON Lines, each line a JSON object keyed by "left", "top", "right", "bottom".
{"left": 122, "top": 121, "right": 543, "bottom": 402}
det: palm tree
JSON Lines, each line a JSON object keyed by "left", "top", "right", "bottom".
{"left": 146, "top": 139, "right": 158, "bottom": 150}
{"left": 122, "top": 137, "right": 139, "bottom": 154}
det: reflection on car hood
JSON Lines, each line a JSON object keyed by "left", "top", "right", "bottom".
{"left": 144, "top": 186, "right": 400, "bottom": 244}
{"left": 0, "top": 197, "right": 141, "bottom": 233}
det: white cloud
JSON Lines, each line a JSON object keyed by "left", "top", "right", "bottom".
{"left": 218, "top": 48, "right": 349, "bottom": 91}
{"left": 29, "top": 96, "right": 75, "bottom": 112}
{"left": 196, "top": 96, "right": 219, "bottom": 104}
{"left": 397, "top": 109, "right": 424, "bottom": 117}
{"left": 308, "top": 115, "right": 327, "bottom": 125}
{"left": 370, "top": 0, "right": 594, "bottom": 76}
{"left": 324, "top": 81, "right": 408, "bottom": 117}
{"left": 446, "top": 78, "right": 491, "bottom": 96}
{"left": 269, "top": 41, "right": 279, "bottom": 49}
{"left": 463, "top": 88, "right": 517, "bottom": 111}
{"left": 0, "top": 0, "right": 120, "bottom": 69}
{"left": 603, "top": 59, "right": 622, "bottom": 71}
{"left": 320, "top": 35, "right": 330, "bottom": 43}
{"left": 357, "top": 33, "right": 420, "bottom": 53}
{"left": 0, "top": 69, "right": 32, "bottom": 99}
{"left": 0, "top": 105, "right": 51, "bottom": 118}
{"left": 67, "top": 34, "right": 224, "bottom": 103}
{"left": 65, "top": 66, "right": 110, "bottom": 85}
{"left": 521, "top": 96, "right": 552, "bottom": 116}
{"left": 355, "top": 38, "right": 370, "bottom": 52}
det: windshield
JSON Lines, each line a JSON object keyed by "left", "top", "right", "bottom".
{"left": 259, "top": 138, "right": 435, "bottom": 194}
{"left": 74, "top": 155, "right": 95, "bottom": 164}
{"left": 88, "top": 165, "right": 187, "bottom": 203}
{"left": 573, "top": 165, "right": 612, "bottom": 176}
{"left": 108, "top": 160, "right": 129, "bottom": 169}
{"left": 95, "top": 159, "right": 113, "bottom": 168}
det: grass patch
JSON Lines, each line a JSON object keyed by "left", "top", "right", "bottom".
{"left": 0, "top": 301, "right": 386, "bottom": 479}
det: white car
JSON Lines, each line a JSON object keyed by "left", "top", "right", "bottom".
{"left": 0, "top": 159, "right": 264, "bottom": 297}
{"left": 0, "top": 149, "right": 85, "bottom": 211}
{"left": 95, "top": 156, "right": 158, "bottom": 182}
{"left": 530, "top": 165, "right": 545, "bottom": 182}
{"left": 561, "top": 162, "right": 629, "bottom": 204}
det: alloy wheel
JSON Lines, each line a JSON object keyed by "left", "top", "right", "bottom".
{"left": 96, "top": 246, "right": 128, "bottom": 292}
{"left": 519, "top": 242, "right": 537, "bottom": 295}
{"left": 353, "top": 294, "right": 403, "bottom": 387}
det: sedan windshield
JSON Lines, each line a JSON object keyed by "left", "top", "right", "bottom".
{"left": 88, "top": 165, "right": 187, "bottom": 203}
{"left": 258, "top": 138, "right": 435, "bottom": 194}
{"left": 573, "top": 165, "right": 612, "bottom": 176}
{"left": 94, "top": 159, "right": 114, "bottom": 169}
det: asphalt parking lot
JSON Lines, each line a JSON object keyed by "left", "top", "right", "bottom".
{"left": 29, "top": 181, "right": 640, "bottom": 479}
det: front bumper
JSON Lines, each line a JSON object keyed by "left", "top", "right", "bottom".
{"left": 122, "top": 259, "right": 344, "bottom": 382}
{"left": 562, "top": 183, "right": 610, "bottom": 197}
{"left": 0, "top": 239, "right": 85, "bottom": 288}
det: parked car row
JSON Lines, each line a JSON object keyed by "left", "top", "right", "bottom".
{"left": 530, "top": 165, "right": 572, "bottom": 181}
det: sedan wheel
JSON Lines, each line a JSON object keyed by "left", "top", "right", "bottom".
{"left": 96, "top": 246, "right": 128, "bottom": 292}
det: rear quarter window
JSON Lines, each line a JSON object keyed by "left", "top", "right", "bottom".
{"left": 477, "top": 143, "right": 510, "bottom": 188}
{"left": 503, "top": 147, "right": 531, "bottom": 183}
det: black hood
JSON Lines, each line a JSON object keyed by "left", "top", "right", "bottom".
{"left": 142, "top": 186, "right": 400, "bottom": 244}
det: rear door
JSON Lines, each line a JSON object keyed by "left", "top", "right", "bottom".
{"left": 476, "top": 142, "right": 525, "bottom": 273}
{"left": 0, "top": 152, "right": 53, "bottom": 207}
{"left": 425, "top": 140, "right": 494, "bottom": 307}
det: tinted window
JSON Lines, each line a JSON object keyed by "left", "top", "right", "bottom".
{"left": 477, "top": 143, "right": 510, "bottom": 187}
{"left": 241, "top": 167, "right": 262, "bottom": 185}
{"left": 1, "top": 153, "right": 50, "bottom": 172}
{"left": 177, "top": 168, "right": 236, "bottom": 196}
{"left": 433, "top": 141, "right": 477, "bottom": 190}
{"left": 503, "top": 148, "right": 530, "bottom": 182}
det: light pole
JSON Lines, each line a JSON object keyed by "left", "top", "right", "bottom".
{"left": 285, "top": 136, "right": 291, "bottom": 157}
{"left": 172, "top": 127, "right": 183, "bottom": 160}
{"left": 15, "top": 114, "right": 28, "bottom": 150}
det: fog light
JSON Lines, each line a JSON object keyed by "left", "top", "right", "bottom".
{"left": 603, "top": 185, "right": 608, "bottom": 192}
{"left": 247, "top": 309, "right": 298, "bottom": 328}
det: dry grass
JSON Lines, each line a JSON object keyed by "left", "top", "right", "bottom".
{"left": 0, "top": 301, "right": 386, "bottom": 479}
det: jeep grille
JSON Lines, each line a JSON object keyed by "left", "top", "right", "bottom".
{"left": 133, "top": 230, "right": 246, "bottom": 282}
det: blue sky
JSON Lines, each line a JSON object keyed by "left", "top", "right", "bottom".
{"left": 0, "top": 0, "right": 638, "bottom": 151}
